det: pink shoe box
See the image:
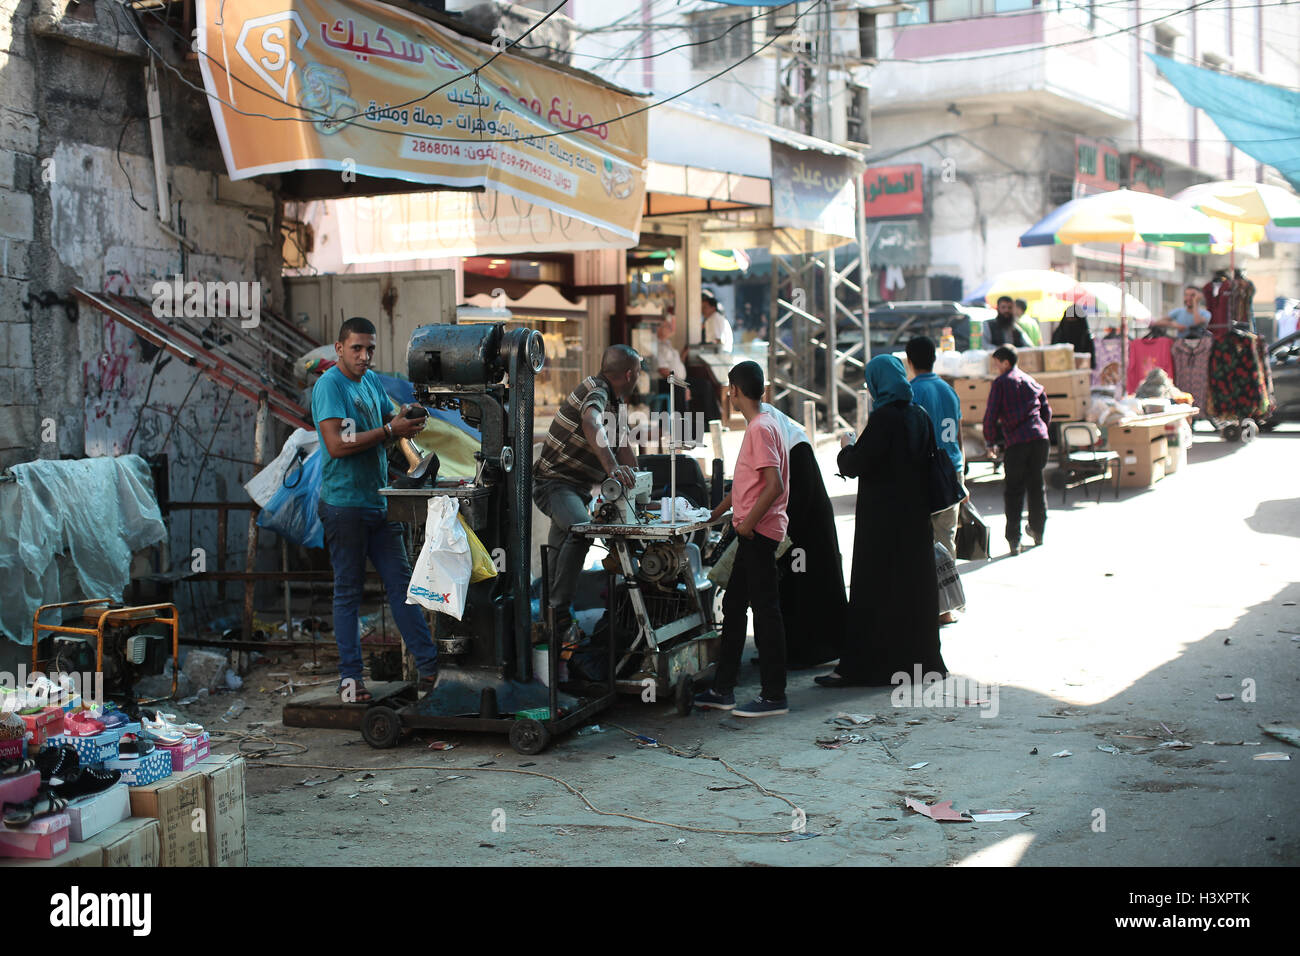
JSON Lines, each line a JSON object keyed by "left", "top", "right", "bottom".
{"left": 156, "top": 736, "right": 198, "bottom": 772}
{"left": 0, "top": 769, "right": 41, "bottom": 808}
{"left": 192, "top": 732, "right": 210, "bottom": 762}
{"left": 0, "top": 738, "right": 25, "bottom": 762}
{"left": 0, "top": 813, "right": 71, "bottom": 860}
{"left": 103, "top": 749, "right": 172, "bottom": 787}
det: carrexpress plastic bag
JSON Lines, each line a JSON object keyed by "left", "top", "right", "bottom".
{"left": 407, "top": 496, "right": 471, "bottom": 619}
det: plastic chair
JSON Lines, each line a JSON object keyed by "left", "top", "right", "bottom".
{"left": 1058, "top": 422, "right": 1119, "bottom": 504}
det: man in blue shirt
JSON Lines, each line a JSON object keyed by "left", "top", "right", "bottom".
{"left": 312, "top": 316, "right": 439, "bottom": 703}
{"left": 1152, "top": 286, "right": 1211, "bottom": 339}
{"left": 906, "top": 336, "right": 966, "bottom": 622}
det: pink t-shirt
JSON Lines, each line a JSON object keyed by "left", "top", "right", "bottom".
{"left": 731, "top": 411, "right": 789, "bottom": 542}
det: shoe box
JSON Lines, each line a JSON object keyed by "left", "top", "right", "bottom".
{"left": 104, "top": 749, "right": 172, "bottom": 787}
{"left": 0, "top": 813, "right": 71, "bottom": 860}
{"left": 65, "top": 782, "right": 132, "bottom": 842}
{"left": 48, "top": 728, "right": 126, "bottom": 767}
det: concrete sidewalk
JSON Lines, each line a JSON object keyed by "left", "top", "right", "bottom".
{"left": 234, "top": 423, "right": 1299, "bottom": 866}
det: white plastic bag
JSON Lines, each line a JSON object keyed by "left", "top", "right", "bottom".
{"left": 406, "top": 496, "right": 471, "bottom": 620}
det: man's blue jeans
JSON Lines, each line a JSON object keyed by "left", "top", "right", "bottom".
{"left": 318, "top": 502, "right": 438, "bottom": 683}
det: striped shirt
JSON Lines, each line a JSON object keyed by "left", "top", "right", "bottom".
{"left": 536, "top": 375, "right": 622, "bottom": 486}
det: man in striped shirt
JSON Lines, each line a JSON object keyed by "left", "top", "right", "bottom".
{"left": 534, "top": 344, "right": 642, "bottom": 631}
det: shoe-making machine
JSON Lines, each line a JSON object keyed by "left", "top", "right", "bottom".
{"left": 367, "top": 326, "right": 720, "bottom": 753}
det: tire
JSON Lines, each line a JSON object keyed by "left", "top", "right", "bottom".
{"left": 361, "top": 705, "right": 402, "bottom": 749}
{"left": 675, "top": 672, "right": 694, "bottom": 717}
{"left": 1240, "top": 419, "right": 1260, "bottom": 443}
{"left": 509, "top": 718, "right": 551, "bottom": 755}
{"left": 1222, "top": 423, "right": 1241, "bottom": 443}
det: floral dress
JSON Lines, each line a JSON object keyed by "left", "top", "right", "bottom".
{"left": 1207, "top": 330, "right": 1270, "bottom": 420}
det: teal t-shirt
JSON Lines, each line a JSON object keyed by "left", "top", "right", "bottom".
{"left": 311, "top": 366, "right": 391, "bottom": 509}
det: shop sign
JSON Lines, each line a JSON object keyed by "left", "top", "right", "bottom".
{"left": 771, "top": 142, "right": 858, "bottom": 239}
{"left": 868, "top": 219, "right": 928, "bottom": 268}
{"left": 1128, "top": 154, "right": 1166, "bottom": 195}
{"left": 1075, "top": 136, "right": 1121, "bottom": 193}
{"left": 195, "top": 0, "right": 648, "bottom": 240}
{"left": 863, "top": 164, "right": 924, "bottom": 218}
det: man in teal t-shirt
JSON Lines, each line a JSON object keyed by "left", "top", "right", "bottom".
{"left": 312, "top": 316, "right": 439, "bottom": 702}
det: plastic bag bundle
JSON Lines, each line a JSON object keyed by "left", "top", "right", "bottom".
{"left": 459, "top": 515, "right": 498, "bottom": 583}
{"left": 407, "top": 496, "right": 471, "bottom": 619}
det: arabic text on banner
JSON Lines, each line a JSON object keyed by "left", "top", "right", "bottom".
{"left": 196, "top": 0, "right": 648, "bottom": 240}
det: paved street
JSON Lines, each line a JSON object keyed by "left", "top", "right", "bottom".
{"left": 227, "top": 424, "right": 1299, "bottom": 866}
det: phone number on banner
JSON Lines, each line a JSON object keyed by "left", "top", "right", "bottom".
{"left": 400, "top": 138, "right": 579, "bottom": 196}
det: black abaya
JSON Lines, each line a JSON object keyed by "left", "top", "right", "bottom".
{"left": 779, "top": 442, "right": 847, "bottom": 668}
{"left": 835, "top": 401, "right": 947, "bottom": 685}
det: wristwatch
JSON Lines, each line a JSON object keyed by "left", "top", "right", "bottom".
{"left": 384, "top": 422, "right": 393, "bottom": 439}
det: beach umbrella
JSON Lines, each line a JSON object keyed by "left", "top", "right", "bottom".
{"left": 1172, "top": 180, "right": 1300, "bottom": 266}
{"left": 1019, "top": 190, "right": 1218, "bottom": 390}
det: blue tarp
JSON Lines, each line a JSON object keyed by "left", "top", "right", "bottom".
{"left": 373, "top": 371, "right": 481, "bottom": 440}
{"left": 1149, "top": 54, "right": 1300, "bottom": 194}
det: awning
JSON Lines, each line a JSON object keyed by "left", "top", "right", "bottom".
{"left": 1150, "top": 54, "right": 1300, "bottom": 193}
{"left": 196, "top": 0, "right": 649, "bottom": 240}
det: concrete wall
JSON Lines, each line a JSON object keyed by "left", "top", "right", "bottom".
{"left": 0, "top": 0, "right": 288, "bottom": 654}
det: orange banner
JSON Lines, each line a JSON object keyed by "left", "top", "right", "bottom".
{"left": 196, "top": 0, "right": 647, "bottom": 240}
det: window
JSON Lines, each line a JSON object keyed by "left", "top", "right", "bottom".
{"left": 1202, "top": 52, "right": 1227, "bottom": 72}
{"left": 896, "top": 3, "right": 930, "bottom": 26}
{"left": 689, "top": 11, "right": 753, "bottom": 69}
{"left": 846, "top": 84, "right": 871, "bottom": 145}
{"left": 858, "top": 12, "right": 878, "bottom": 60}
{"left": 1154, "top": 25, "right": 1177, "bottom": 59}
{"left": 897, "top": 0, "right": 1036, "bottom": 25}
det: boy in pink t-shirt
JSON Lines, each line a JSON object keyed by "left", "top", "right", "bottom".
{"left": 697, "top": 361, "right": 791, "bottom": 718}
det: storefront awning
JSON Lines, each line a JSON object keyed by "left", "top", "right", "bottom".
{"left": 196, "top": 0, "right": 649, "bottom": 240}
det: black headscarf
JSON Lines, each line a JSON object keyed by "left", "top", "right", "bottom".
{"left": 1052, "top": 305, "right": 1095, "bottom": 357}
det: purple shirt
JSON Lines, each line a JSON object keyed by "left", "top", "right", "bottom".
{"left": 983, "top": 367, "right": 1052, "bottom": 447}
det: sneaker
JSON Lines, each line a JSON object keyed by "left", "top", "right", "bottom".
{"left": 733, "top": 697, "right": 790, "bottom": 718}
{"left": 1007, "top": 540, "right": 1022, "bottom": 556}
{"left": 693, "top": 689, "right": 735, "bottom": 711}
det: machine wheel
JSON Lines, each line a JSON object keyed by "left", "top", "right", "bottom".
{"left": 1240, "top": 419, "right": 1260, "bottom": 443}
{"left": 509, "top": 718, "right": 552, "bottom": 755}
{"left": 675, "top": 672, "right": 695, "bottom": 716}
{"left": 1222, "top": 423, "right": 1241, "bottom": 443}
{"left": 362, "top": 705, "right": 403, "bottom": 749}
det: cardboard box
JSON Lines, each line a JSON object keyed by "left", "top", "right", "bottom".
{"left": 84, "top": 817, "right": 161, "bottom": 867}
{"left": 0, "top": 840, "right": 102, "bottom": 868}
{"left": 1042, "top": 344, "right": 1075, "bottom": 371}
{"left": 1036, "top": 370, "right": 1093, "bottom": 398}
{"left": 66, "top": 783, "right": 131, "bottom": 842}
{"left": 104, "top": 749, "right": 172, "bottom": 787}
{"left": 0, "top": 769, "right": 40, "bottom": 809}
{"left": 1074, "top": 353, "right": 1092, "bottom": 370}
{"left": 128, "top": 770, "right": 208, "bottom": 867}
{"left": 1116, "top": 436, "right": 1169, "bottom": 488}
{"left": 1048, "top": 396, "right": 1087, "bottom": 422}
{"left": 0, "top": 813, "right": 70, "bottom": 860}
{"left": 952, "top": 377, "right": 992, "bottom": 401}
{"left": 196, "top": 754, "right": 247, "bottom": 867}
{"left": 1017, "top": 348, "right": 1044, "bottom": 373}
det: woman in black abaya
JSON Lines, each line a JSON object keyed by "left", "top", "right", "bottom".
{"left": 815, "top": 355, "right": 947, "bottom": 687}
{"left": 758, "top": 404, "right": 847, "bottom": 669}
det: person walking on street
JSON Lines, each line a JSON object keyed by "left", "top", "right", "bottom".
{"left": 815, "top": 355, "right": 947, "bottom": 687}
{"left": 313, "top": 317, "right": 440, "bottom": 703}
{"left": 906, "top": 336, "right": 966, "bottom": 624}
{"left": 983, "top": 345, "right": 1052, "bottom": 555}
{"left": 695, "top": 361, "right": 791, "bottom": 717}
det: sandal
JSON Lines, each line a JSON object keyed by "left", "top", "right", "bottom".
{"left": 0, "top": 757, "right": 35, "bottom": 778}
{"left": 141, "top": 717, "right": 184, "bottom": 747}
{"left": 181, "top": 722, "right": 204, "bottom": 738}
{"left": 338, "top": 678, "right": 372, "bottom": 703}
{"left": 3, "top": 787, "right": 68, "bottom": 829}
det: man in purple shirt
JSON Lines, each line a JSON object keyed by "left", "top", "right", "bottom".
{"left": 983, "top": 346, "right": 1052, "bottom": 555}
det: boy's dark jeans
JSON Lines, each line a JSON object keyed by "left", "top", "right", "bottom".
{"left": 714, "top": 530, "right": 787, "bottom": 701}
{"left": 1002, "top": 438, "right": 1050, "bottom": 543}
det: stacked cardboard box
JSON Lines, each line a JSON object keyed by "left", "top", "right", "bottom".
{"left": 1035, "top": 370, "right": 1092, "bottom": 422}
{"left": 1106, "top": 419, "right": 1171, "bottom": 488}
{"left": 952, "top": 377, "right": 991, "bottom": 424}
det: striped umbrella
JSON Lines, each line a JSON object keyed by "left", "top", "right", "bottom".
{"left": 1020, "top": 190, "right": 1218, "bottom": 389}
{"left": 1172, "top": 180, "right": 1300, "bottom": 265}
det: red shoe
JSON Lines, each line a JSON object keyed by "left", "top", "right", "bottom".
{"left": 63, "top": 712, "right": 105, "bottom": 737}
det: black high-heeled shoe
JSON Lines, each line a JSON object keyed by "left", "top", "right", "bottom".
{"left": 393, "top": 451, "right": 440, "bottom": 489}
{"left": 814, "top": 674, "right": 852, "bottom": 688}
